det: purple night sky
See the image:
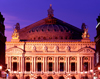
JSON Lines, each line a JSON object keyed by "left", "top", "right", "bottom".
{"left": 0, "top": 0, "right": 100, "bottom": 41}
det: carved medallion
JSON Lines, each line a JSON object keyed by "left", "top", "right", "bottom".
{"left": 65, "top": 46, "right": 70, "bottom": 52}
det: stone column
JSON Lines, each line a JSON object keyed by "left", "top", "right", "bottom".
{"left": 34, "top": 57, "right": 36, "bottom": 72}
{"left": 19, "top": 57, "right": 21, "bottom": 71}
{"left": 81, "top": 57, "right": 82, "bottom": 72}
{"left": 45, "top": 57, "right": 47, "bottom": 72}
{"left": 10, "top": 56, "right": 12, "bottom": 72}
{"left": 68, "top": 57, "right": 69, "bottom": 72}
{"left": 22, "top": 54, "right": 24, "bottom": 72}
{"left": 21, "top": 53, "right": 25, "bottom": 79}
{"left": 54, "top": 57, "right": 56, "bottom": 72}
{"left": 92, "top": 57, "right": 94, "bottom": 70}
{"left": 66, "top": 57, "right": 67, "bottom": 72}
{"left": 57, "top": 57, "right": 58, "bottom": 72}
{"left": 32, "top": 57, "right": 33, "bottom": 72}
{"left": 77, "top": 56, "right": 80, "bottom": 73}
{"left": 90, "top": 57, "right": 92, "bottom": 70}
{"left": 43, "top": 57, "right": 44, "bottom": 72}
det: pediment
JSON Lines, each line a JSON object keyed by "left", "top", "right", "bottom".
{"left": 78, "top": 47, "right": 95, "bottom": 53}
{"left": 6, "top": 47, "right": 24, "bottom": 53}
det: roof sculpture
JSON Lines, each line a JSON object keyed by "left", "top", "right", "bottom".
{"left": 11, "top": 4, "right": 90, "bottom": 42}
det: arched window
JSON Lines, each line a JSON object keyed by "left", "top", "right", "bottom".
{"left": 25, "top": 76, "right": 30, "bottom": 79}
{"left": 59, "top": 76, "right": 64, "bottom": 79}
{"left": 12, "top": 76, "right": 18, "bottom": 79}
{"left": 72, "top": 76, "right": 76, "bottom": 79}
{"left": 48, "top": 76, "right": 53, "bottom": 79}
{"left": 37, "top": 76, "right": 42, "bottom": 79}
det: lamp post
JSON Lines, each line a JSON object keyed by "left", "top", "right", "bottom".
{"left": 90, "top": 69, "right": 93, "bottom": 79}
{"left": 0, "top": 66, "right": 2, "bottom": 78}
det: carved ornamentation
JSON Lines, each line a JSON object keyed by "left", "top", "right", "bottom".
{"left": 13, "top": 57, "right": 17, "bottom": 60}
{"left": 43, "top": 45, "right": 48, "bottom": 52}
{"left": 54, "top": 46, "right": 59, "bottom": 52}
{"left": 81, "top": 48, "right": 93, "bottom": 53}
{"left": 65, "top": 46, "right": 70, "bottom": 52}
{"left": 33, "top": 45, "right": 36, "bottom": 52}
{"left": 7, "top": 48, "right": 23, "bottom": 53}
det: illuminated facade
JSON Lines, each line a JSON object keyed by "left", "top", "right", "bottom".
{"left": 6, "top": 5, "right": 95, "bottom": 79}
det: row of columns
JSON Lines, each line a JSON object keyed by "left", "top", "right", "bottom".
{"left": 7, "top": 56, "right": 94, "bottom": 73}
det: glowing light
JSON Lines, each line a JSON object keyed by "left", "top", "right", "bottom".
{"left": 8, "top": 69, "right": 10, "bottom": 72}
{"left": 14, "top": 71, "right": 17, "bottom": 73}
{"left": 98, "top": 67, "right": 100, "bottom": 70}
{"left": 81, "top": 72, "right": 83, "bottom": 74}
{"left": 90, "top": 69, "right": 93, "bottom": 72}
{"left": 0, "top": 66, "right": 2, "bottom": 70}
{"left": 84, "top": 71, "right": 87, "bottom": 74}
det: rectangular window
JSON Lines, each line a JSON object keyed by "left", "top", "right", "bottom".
{"left": 60, "top": 62, "right": 64, "bottom": 71}
{"left": 49, "top": 62, "right": 52, "bottom": 71}
{"left": 37, "top": 62, "right": 41, "bottom": 71}
{"left": 71, "top": 62, "right": 75, "bottom": 71}
{"left": 26, "top": 62, "right": 30, "bottom": 71}
{"left": 13, "top": 62, "right": 17, "bottom": 71}
{"left": 84, "top": 62, "right": 88, "bottom": 71}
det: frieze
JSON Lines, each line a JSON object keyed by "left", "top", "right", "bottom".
{"left": 65, "top": 46, "right": 70, "bottom": 52}
{"left": 54, "top": 46, "right": 59, "bottom": 52}
{"left": 33, "top": 45, "right": 36, "bottom": 52}
{"left": 6, "top": 47, "right": 23, "bottom": 53}
{"left": 79, "top": 48, "right": 95, "bottom": 53}
{"left": 43, "top": 45, "right": 48, "bottom": 52}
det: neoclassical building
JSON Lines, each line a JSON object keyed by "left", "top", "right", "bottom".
{"left": 6, "top": 5, "right": 95, "bottom": 79}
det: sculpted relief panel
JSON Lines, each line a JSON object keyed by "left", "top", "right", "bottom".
{"left": 79, "top": 48, "right": 95, "bottom": 53}
{"left": 7, "top": 48, "right": 23, "bottom": 53}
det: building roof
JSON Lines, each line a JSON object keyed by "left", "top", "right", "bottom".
{"left": 13, "top": 5, "right": 84, "bottom": 41}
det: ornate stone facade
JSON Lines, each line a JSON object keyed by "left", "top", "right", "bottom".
{"left": 6, "top": 5, "right": 95, "bottom": 79}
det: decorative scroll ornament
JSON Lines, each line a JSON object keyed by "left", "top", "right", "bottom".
{"left": 43, "top": 45, "right": 48, "bottom": 52}
{"left": 12, "top": 29, "right": 19, "bottom": 39}
{"left": 82, "top": 28, "right": 90, "bottom": 38}
{"left": 33, "top": 45, "right": 36, "bottom": 52}
{"left": 54, "top": 46, "right": 59, "bottom": 52}
{"left": 65, "top": 46, "right": 70, "bottom": 52}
